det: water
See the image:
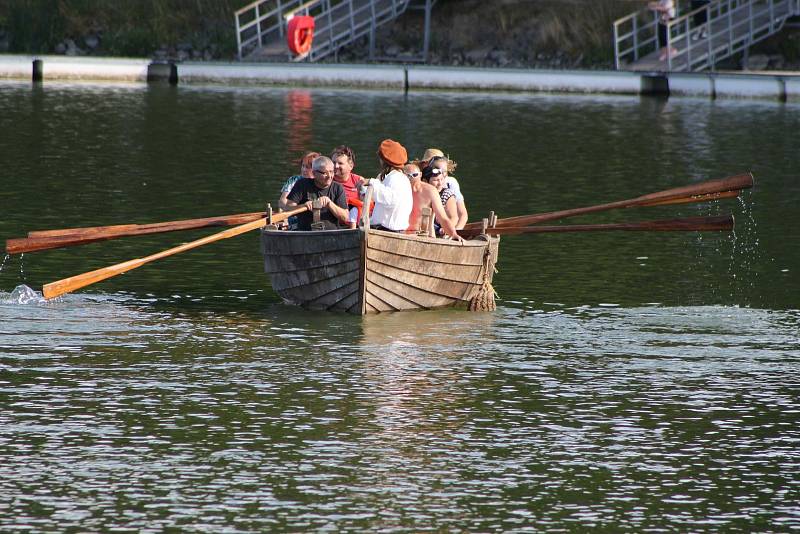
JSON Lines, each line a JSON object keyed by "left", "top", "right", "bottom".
{"left": 1, "top": 81, "right": 798, "bottom": 532}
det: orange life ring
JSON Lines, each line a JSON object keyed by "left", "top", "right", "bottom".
{"left": 287, "top": 16, "right": 315, "bottom": 56}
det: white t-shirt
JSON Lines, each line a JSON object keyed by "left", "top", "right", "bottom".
{"left": 658, "top": 0, "right": 676, "bottom": 22}
{"left": 446, "top": 176, "right": 464, "bottom": 202}
{"left": 369, "top": 169, "right": 413, "bottom": 231}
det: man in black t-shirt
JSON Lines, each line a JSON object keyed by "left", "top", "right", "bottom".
{"left": 285, "top": 156, "right": 350, "bottom": 230}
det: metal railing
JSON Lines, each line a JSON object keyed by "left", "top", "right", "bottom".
{"left": 235, "top": 0, "right": 412, "bottom": 61}
{"left": 613, "top": 0, "right": 800, "bottom": 71}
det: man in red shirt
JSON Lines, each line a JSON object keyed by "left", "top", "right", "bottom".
{"left": 331, "top": 145, "right": 365, "bottom": 226}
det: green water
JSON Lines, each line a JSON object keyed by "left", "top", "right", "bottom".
{"left": 0, "top": 81, "right": 798, "bottom": 532}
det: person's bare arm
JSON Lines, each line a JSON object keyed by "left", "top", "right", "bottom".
{"left": 443, "top": 196, "right": 459, "bottom": 228}
{"left": 455, "top": 199, "right": 468, "bottom": 229}
{"left": 279, "top": 191, "right": 292, "bottom": 211}
{"left": 431, "top": 199, "right": 461, "bottom": 240}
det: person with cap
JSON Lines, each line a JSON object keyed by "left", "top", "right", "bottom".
{"left": 284, "top": 155, "right": 350, "bottom": 230}
{"left": 361, "top": 139, "right": 413, "bottom": 232}
{"left": 420, "top": 148, "right": 468, "bottom": 229}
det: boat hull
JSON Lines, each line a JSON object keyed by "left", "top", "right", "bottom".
{"left": 261, "top": 228, "right": 499, "bottom": 314}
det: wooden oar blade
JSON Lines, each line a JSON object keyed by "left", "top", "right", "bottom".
{"left": 633, "top": 172, "right": 753, "bottom": 205}
{"left": 636, "top": 189, "right": 742, "bottom": 207}
{"left": 7, "top": 233, "right": 120, "bottom": 255}
{"left": 26, "top": 211, "right": 266, "bottom": 239}
{"left": 41, "top": 206, "right": 309, "bottom": 300}
{"left": 463, "top": 172, "right": 753, "bottom": 231}
{"left": 461, "top": 215, "right": 734, "bottom": 237}
{"left": 7, "top": 208, "right": 305, "bottom": 255}
{"left": 42, "top": 259, "right": 144, "bottom": 300}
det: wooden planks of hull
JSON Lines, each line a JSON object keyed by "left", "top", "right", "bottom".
{"left": 261, "top": 228, "right": 499, "bottom": 314}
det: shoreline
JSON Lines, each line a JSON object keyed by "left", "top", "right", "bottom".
{"left": 2, "top": 55, "right": 799, "bottom": 101}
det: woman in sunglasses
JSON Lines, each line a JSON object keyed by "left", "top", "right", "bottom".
{"left": 421, "top": 150, "right": 468, "bottom": 229}
{"left": 404, "top": 163, "right": 460, "bottom": 240}
{"left": 422, "top": 160, "right": 459, "bottom": 238}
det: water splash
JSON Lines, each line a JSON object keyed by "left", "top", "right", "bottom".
{"left": 19, "top": 253, "right": 26, "bottom": 282}
{"left": 727, "top": 193, "right": 761, "bottom": 304}
{"left": 2, "top": 284, "right": 46, "bottom": 305}
{"left": 0, "top": 253, "right": 9, "bottom": 273}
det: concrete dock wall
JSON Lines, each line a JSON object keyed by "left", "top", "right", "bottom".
{"left": 178, "top": 62, "right": 406, "bottom": 89}
{"left": 406, "top": 66, "right": 643, "bottom": 94}
{"left": 0, "top": 56, "right": 150, "bottom": 82}
{"left": 1, "top": 54, "right": 798, "bottom": 101}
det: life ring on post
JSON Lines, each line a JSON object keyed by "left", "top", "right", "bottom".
{"left": 287, "top": 16, "right": 315, "bottom": 56}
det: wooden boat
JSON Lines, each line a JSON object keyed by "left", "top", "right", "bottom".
{"left": 260, "top": 226, "right": 499, "bottom": 314}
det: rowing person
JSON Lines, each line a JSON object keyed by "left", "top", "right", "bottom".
{"left": 420, "top": 148, "right": 468, "bottom": 229}
{"left": 279, "top": 151, "right": 319, "bottom": 230}
{"left": 330, "top": 145, "right": 364, "bottom": 228}
{"left": 360, "top": 139, "right": 412, "bottom": 232}
{"left": 404, "top": 163, "right": 461, "bottom": 241}
{"left": 284, "top": 156, "right": 350, "bottom": 230}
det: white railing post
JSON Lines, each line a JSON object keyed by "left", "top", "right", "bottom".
{"left": 423, "top": 0, "right": 431, "bottom": 62}
{"left": 667, "top": 19, "right": 673, "bottom": 70}
{"left": 255, "top": 4, "right": 263, "bottom": 46}
{"left": 769, "top": 0, "right": 775, "bottom": 33}
{"left": 235, "top": 12, "right": 243, "bottom": 60}
{"left": 613, "top": 22, "right": 620, "bottom": 69}
{"left": 728, "top": 0, "right": 734, "bottom": 50}
{"left": 369, "top": 0, "right": 376, "bottom": 60}
{"left": 633, "top": 16, "right": 639, "bottom": 60}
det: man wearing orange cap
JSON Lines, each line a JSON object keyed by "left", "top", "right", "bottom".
{"left": 361, "top": 139, "right": 412, "bottom": 232}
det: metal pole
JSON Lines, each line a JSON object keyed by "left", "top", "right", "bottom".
{"left": 255, "top": 4, "right": 263, "bottom": 47}
{"left": 769, "top": 0, "right": 774, "bottom": 33}
{"left": 423, "top": 0, "right": 432, "bottom": 62}
{"left": 235, "top": 13, "right": 242, "bottom": 60}
{"left": 613, "top": 22, "right": 620, "bottom": 69}
{"left": 369, "top": 0, "right": 376, "bottom": 60}
{"left": 667, "top": 19, "right": 672, "bottom": 70}
{"left": 277, "top": 0, "right": 284, "bottom": 37}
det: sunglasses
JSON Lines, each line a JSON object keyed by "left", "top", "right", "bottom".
{"left": 406, "top": 171, "right": 421, "bottom": 178}
{"left": 430, "top": 168, "right": 444, "bottom": 176}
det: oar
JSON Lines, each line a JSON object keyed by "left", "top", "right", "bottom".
{"left": 459, "top": 215, "right": 734, "bottom": 237}
{"left": 7, "top": 210, "right": 268, "bottom": 255}
{"left": 41, "top": 206, "right": 308, "bottom": 300}
{"left": 462, "top": 172, "right": 753, "bottom": 230}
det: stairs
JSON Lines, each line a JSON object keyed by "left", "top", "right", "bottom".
{"left": 235, "top": 0, "right": 424, "bottom": 62}
{"left": 613, "top": 0, "right": 800, "bottom": 71}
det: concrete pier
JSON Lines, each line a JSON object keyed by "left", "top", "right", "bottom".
{"left": 177, "top": 62, "right": 406, "bottom": 89}
{"left": 1, "top": 54, "right": 798, "bottom": 101}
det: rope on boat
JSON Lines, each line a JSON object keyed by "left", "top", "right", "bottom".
{"left": 468, "top": 238, "right": 498, "bottom": 312}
